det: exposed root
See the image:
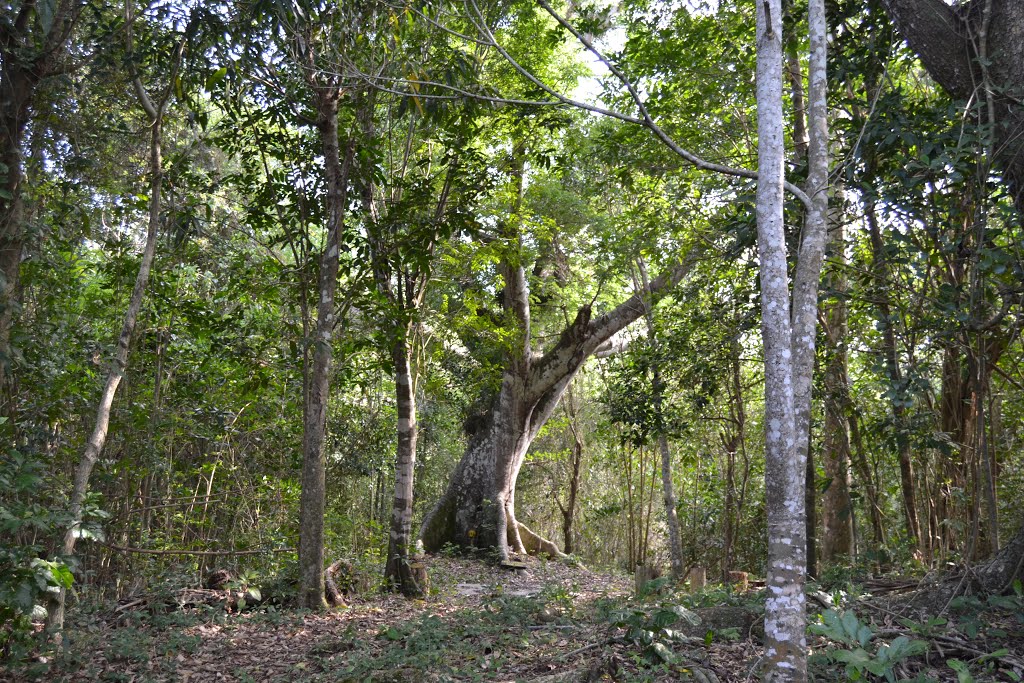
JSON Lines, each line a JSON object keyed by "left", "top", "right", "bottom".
{"left": 517, "top": 521, "right": 568, "bottom": 559}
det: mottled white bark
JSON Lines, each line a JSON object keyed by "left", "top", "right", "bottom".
{"left": 758, "top": 0, "right": 829, "bottom": 677}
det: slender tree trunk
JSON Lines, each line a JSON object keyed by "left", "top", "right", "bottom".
{"left": 560, "top": 385, "right": 585, "bottom": 556}
{"left": 634, "top": 258, "right": 685, "bottom": 582}
{"left": 562, "top": 436, "right": 582, "bottom": 555}
{"left": 866, "top": 203, "right": 922, "bottom": 550}
{"left": 384, "top": 326, "right": 425, "bottom": 596}
{"left": 759, "top": 0, "right": 829, "bottom": 676}
{"left": 969, "top": 345, "right": 1000, "bottom": 555}
{"left": 805, "top": 427, "right": 818, "bottom": 579}
{"left": 49, "top": 70, "right": 169, "bottom": 634}
{"left": 937, "top": 344, "right": 965, "bottom": 550}
{"left": 821, "top": 218, "right": 854, "bottom": 561}
{"left": 756, "top": 1, "right": 807, "bottom": 677}
{"left": 297, "top": 90, "right": 356, "bottom": 610}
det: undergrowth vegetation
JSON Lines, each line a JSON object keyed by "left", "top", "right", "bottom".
{"left": 3, "top": 556, "right": 1021, "bottom": 682}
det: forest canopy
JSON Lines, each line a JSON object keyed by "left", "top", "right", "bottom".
{"left": 1, "top": 0, "right": 1023, "bottom": 681}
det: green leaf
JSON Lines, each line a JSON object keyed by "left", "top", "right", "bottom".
{"left": 669, "top": 604, "right": 701, "bottom": 626}
{"left": 948, "top": 659, "right": 974, "bottom": 683}
{"left": 14, "top": 581, "right": 34, "bottom": 611}
{"left": 206, "top": 67, "right": 229, "bottom": 90}
{"left": 48, "top": 563, "right": 74, "bottom": 590}
{"left": 650, "top": 641, "right": 674, "bottom": 663}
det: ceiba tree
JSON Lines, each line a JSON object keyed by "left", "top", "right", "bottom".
{"left": 419, "top": 237, "right": 697, "bottom": 561}
{"left": 417, "top": 11, "right": 831, "bottom": 680}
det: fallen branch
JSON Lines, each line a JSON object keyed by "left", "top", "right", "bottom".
{"left": 554, "top": 637, "right": 617, "bottom": 662}
{"left": 100, "top": 541, "right": 294, "bottom": 556}
{"left": 528, "top": 624, "right": 578, "bottom": 631}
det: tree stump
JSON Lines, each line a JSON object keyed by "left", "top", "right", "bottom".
{"left": 727, "top": 570, "right": 749, "bottom": 592}
{"left": 686, "top": 566, "right": 707, "bottom": 592}
{"left": 634, "top": 563, "right": 662, "bottom": 595}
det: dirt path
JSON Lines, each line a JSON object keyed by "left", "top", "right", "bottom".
{"left": 14, "top": 556, "right": 748, "bottom": 682}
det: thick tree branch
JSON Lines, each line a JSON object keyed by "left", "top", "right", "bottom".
{"left": 527, "top": 254, "right": 696, "bottom": 401}
{"left": 880, "top": 0, "right": 974, "bottom": 99}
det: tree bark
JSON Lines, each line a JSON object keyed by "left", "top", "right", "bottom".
{"left": 419, "top": 259, "right": 696, "bottom": 559}
{"left": 297, "top": 89, "right": 356, "bottom": 610}
{"left": 559, "top": 384, "right": 585, "bottom": 556}
{"left": 756, "top": 0, "right": 808, "bottom": 678}
{"left": 383, "top": 327, "right": 426, "bottom": 596}
{"left": 805, "top": 427, "right": 817, "bottom": 579}
{"left": 821, "top": 216, "right": 854, "bottom": 562}
{"left": 759, "top": 0, "right": 829, "bottom": 676}
{"left": 368, "top": 100, "right": 455, "bottom": 596}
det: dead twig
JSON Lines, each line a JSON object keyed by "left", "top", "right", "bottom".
{"left": 99, "top": 541, "right": 293, "bottom": 556}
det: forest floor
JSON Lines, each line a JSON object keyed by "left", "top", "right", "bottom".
{"left": 4, "top": 555, "right": 1024, "bottom": 682}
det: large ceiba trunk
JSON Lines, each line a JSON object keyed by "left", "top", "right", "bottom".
{"left": 419, "top": 259, "right": 695, "bottom": 561}
{"left": 881, "top": 0, "right": 1024, "bottom": 216}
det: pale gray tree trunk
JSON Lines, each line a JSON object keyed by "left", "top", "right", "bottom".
{"left": 49, "top": 52, "right": 177, "bottom": 634}
{"left": 756, "top": 0, "right": 805, "bottom": 677}
{"left": 384, "top": 326, "right": 426, "bottom": 595}
{"left": 758, "top": 0, "right": 829, "bottom": 677}
{"left": 297, "top": 89, "right": 356, "bottom": 609}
